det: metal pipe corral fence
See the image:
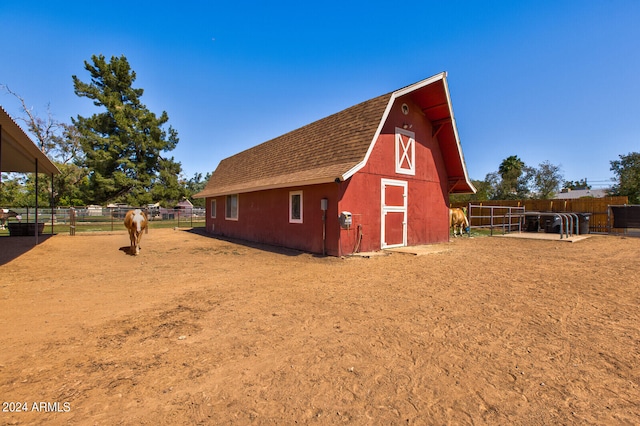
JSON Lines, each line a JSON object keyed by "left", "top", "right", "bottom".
{"left": 466, "top": 204, "right": 587, "bottom": 239}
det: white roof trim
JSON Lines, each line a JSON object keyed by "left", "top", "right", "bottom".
{"left": 441, "top": 74, "right": 476, "bottom": 193}
{"left": 340, "top": 72, "right": 475, "bottom": 194}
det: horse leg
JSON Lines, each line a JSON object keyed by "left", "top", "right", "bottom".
{"left": 135, "top": 231, "right": 142, "bottom": 255}
{"left": 138, "top": 229, "right": 143, "bottom": 251}
{"left": 129, "top": 228, "right": 137, "bottom": 254}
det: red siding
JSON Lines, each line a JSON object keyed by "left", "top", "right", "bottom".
{"left": 205, "top": 96, "right": 453, "bottom": 256}
{"left": 337, "top": 96, "right": 450, "bottom": 253}
{"left": 205, "top": 183, "right": 341, "bottom": 255}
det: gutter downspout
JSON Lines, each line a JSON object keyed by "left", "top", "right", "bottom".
{"left": 322, "top": 209, "right": 326, "bottom": 256}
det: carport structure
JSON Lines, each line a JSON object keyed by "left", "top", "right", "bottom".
{"left": 0, "top": 106, "right": 60, "bottom": 244}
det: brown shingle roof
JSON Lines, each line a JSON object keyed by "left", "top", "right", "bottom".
{"left": 195, "top": 72, "right": 476, "bottom": 198}
{"left": 195, "top": 92, "right": 392, "bottom": 197}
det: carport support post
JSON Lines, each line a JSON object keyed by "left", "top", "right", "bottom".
{"left": 50, "top": 173, "right": 55, "bottom": 235}
{"left": 0, "top": 124, "right": 3, "bottom": 185}
{"left": 35, "top": 158, "right": 39, "bottom": 244}
{"left": 34, "top": 158, "right": 38, "bottom": 245}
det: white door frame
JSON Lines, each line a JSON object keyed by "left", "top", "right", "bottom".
{"left": 381, "top": 178, "right": 408, "bottom": 249}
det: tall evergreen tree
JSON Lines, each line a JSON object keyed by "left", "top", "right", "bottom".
{"left": 72, "top": 54, "right": 181, "bottom": 205}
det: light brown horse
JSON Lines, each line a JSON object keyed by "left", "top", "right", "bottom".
{"left": 123, "top": 209, "right": 148, "bottom": 255}
{"left": 449, "top": 207, "right": 470, "bottom": 237}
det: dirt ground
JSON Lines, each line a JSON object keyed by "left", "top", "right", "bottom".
{"left": 0, "top": 228, "right": 638, "bottom": 425}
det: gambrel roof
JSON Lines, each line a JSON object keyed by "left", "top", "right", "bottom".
{"left": 195, "top": 72, "right": 474, "bottom": 198}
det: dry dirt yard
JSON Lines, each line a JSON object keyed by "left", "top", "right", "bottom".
{"left": 0, "top": 228, "right": 638, "bottom": 425}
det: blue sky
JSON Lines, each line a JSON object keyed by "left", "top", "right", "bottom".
{"left": 1, "top": 1, "right": 638, "bottom": 188}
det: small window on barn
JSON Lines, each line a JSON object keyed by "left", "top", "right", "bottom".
{"left": 289, "top": 191, "right": 303, "bottom": 224}
{"left": 395, "top": 128, "right": 415, "bottom": 175}
{"left": 225, "top": 194, "right": 238, "bottom": 220}
{"left": 210, "top": 199, "right": 217, "bottom": 219}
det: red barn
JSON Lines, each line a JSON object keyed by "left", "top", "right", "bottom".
{"left": 195, "top": 72, "right": 475, "bottom": 255}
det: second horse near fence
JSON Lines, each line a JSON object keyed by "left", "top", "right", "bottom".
{"left": 449, "top": 207, "right": 469, "bottom": 237}
{"left": 0, "top": 209, "right": 20, "bottom": 230}
{"left": 124, "top": 209, "right": 148, "bottom": 255}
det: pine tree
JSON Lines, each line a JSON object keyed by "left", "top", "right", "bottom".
{"left": 72, "top": 54, "right": 181, "bottom": 205}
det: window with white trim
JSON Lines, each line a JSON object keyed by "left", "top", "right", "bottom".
{"left": 225, "top": 194, "right": 238, "bottom": 220}
{"left": 289, "top": 191, "right": 303, "bottom": 223}
{"left": 210, "top": 199, "right": 217, "bottom": 219}
{"left": 395, "top": 128, "right": 415, "bottom": 175}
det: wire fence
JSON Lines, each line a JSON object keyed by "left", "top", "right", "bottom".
{"left": 1, "top": 206, "right": 206, "bottom": 235}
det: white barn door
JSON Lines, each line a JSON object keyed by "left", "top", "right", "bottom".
{"left": 381, "top": 179, "right": 407, "bottom": 249}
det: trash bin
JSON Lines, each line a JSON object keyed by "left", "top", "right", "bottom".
{"left": 524, "top": 214, "right": 540, "bottom": 232}
{"left": 578, "top": 213, "right": 591, "bottom": 234}
{"left": 543, "top": 214, "right": 562, "bottom": 233}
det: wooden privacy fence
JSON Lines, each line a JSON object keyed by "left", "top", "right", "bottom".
{"left": 450, "top": 196, "right": 629, "bottom": 233}
{"left": 609, "top": 205, "right": 640, "bottom": 236}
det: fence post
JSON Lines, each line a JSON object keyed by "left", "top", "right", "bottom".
{"left": 70, "top": 207, "right": 76, "bottom": 236}
{"left": 490, "top": 206, "right": 494, "bottom": 236}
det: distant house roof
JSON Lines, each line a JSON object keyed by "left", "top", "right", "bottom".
{"left": 176, "top": 199, "right": 193, "bottom": 208}
{"left": 195, "top": 72, "right": 474, "bottom": 198}
{"left": 555, "top": 188, "right": 608, "bottom": 199}
{"left": 0, "top": 106, "right": 60, "bottom": 176}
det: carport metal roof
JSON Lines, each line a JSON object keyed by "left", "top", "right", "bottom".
{"left": 0, "top": 106, "right": 60, "bottom": 176}
{"left": 1, "top": 105, "right": 60, "bottom": 244}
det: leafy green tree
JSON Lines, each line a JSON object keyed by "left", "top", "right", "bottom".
{"left": 449, "top": 179, "right": 492, "bottom": 204}
{"left": 52, "top": 123, "right": 90, "bottom": 206}
{"left": 183, "top": 172, "right": 211, "bottom": 207}
{"left": 72, "top": 54, "right": 181, "bottom": 205}
{"left": 0, "top": 173, "right": 52, "bottom": 207}
{"left": 532, "top": 161, "right": 563, "bottom": 199}
{"left": 0, "top": 174, "right": 28, "bottom": 206}
{"left": 609, "top": 152, "right": 640, "bottom": 203}
{"left": 563, "top": 178, "right": 591, "bottom": 190}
